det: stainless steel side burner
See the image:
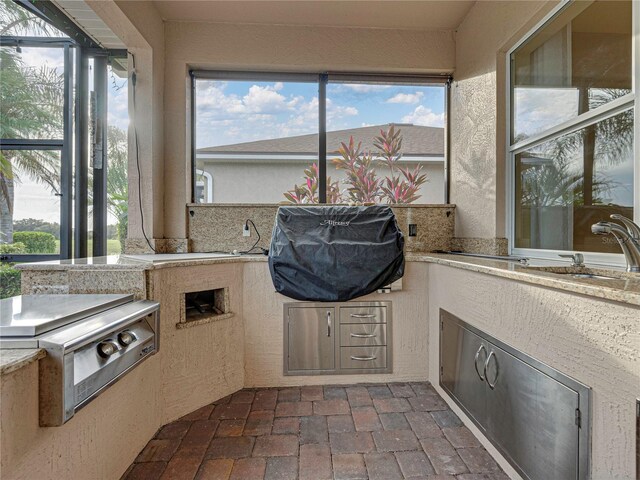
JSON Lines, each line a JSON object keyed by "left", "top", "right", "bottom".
{"left": 0, "top": 294, "right": 160, "bottom": 426}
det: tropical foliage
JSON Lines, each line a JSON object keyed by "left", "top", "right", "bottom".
{"left": 284, "top": 126, "right": 428, "bottom": 204}
{"left": 1, "top": 0, "right": 64, "bottom": 243}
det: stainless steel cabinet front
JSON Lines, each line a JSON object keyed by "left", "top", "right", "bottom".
{"left": 485, "top": 345, "right": 580, "bottom": 480}
{"left": 287, "top": 307, "right": 335, "bottom": 372}
{"left": 440, "top": 320, "right": 487, "bottom": 428}
{"left": 340, "top": 323, "right": 387, "bottom": 347}
{"left": 439, "top": 310, "right": 589, "bottom": 480}
{"left": 340, "top": 306, "right": 387, "bottom": 324}
{"left": 340, "top": 346, "right": 387, "bottom": 369}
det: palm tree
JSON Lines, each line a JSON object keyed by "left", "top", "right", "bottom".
{"left": 0, "top": 1, "right": 64, "bottom": 243}
{"left": 106, "top": 126, "right": 128, "bottom": 248}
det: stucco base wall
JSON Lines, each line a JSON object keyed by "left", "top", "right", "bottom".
{"left": 426, "top": 263, "right": 640, "bottom": 479}
{"left": 0, "top": 356, "right": 161, "bottom": 480}
{"left": 149, "top": 263, "right": 246, "bottom": 424}
{"left": 243, "top": 262, "right": 430, "bottom": 387}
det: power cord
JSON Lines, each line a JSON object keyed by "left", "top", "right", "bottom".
{"left": 240, "top": 219, "right": 268, "bottom": 255}
{"left": 130, "top": 52, "right": 157, "bottom": 253}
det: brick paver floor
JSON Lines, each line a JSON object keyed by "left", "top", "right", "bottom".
{"left": 122, "top": 382, "right": 508, "bottom": 480}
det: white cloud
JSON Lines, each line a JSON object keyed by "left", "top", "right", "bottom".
{"left": 386, "top": 92, "right": 424, "bottom": 104}
{"left": 402, "top": 105, "right": 444, "bottom": 127}
{"left": 514, "top": 87, "right": 578, "bottom": 139}
{"left": 341, "top": 84, "right": 391, "bottom": 93}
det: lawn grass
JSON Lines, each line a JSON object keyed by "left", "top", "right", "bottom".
{"left": 53, "top": 239, "right": 122, "bottom": 256}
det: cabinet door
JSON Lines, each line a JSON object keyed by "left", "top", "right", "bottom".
{"left": 440, "top": 317, "right": 487, "bottom": 427}
{"left": 287, "top": 307, "right": 335, "bottom": 372}
{"left": 485, "top": 344, "right": 580, "bottom": 480}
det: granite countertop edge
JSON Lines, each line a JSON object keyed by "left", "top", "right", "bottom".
{"left": 1, "top": 349, "right": 46, "bottom": 377}
{"left": 14, "top": 253, "right": 640, "bottom": 306}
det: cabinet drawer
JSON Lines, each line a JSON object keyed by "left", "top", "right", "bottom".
{"left": 340, "top": 324, "right": 386, "bottom": 346}
{"left": 340, "top": 306, "right": 387, "bottom": 324}
{"left": 340, "top": 346, "right": 387, "bottom": 369}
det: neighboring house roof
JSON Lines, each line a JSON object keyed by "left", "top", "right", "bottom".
{"left": 197, "top": 123, "right": 444, "bottom": 157}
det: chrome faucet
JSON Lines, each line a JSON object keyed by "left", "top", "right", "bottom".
{"left": 591, "top": 214, "right": 640, "bottom": 272}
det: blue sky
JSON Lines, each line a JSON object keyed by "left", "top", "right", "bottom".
{"left": 195, "top": 80, "right": 445, "bottom": 148}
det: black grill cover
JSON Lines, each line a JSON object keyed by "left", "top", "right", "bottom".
{"left": 268, "top": 205, "right": 404, "bottom": 301}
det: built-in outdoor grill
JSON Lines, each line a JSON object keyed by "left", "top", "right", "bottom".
{"left": 269, "top": 205, "right": 405, "bottom": 301}
{"left": 0, "top": 294, "right": 159, "bottom": 426}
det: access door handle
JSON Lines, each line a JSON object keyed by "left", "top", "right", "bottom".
{"left": 484, "top": 351, "right": 498, "bottom": 389}
{"left": 474, "top": 344, "right": 486, "bottom": 381}
{"left": 327, "top": 311, "right": 331, "bottom": 337}
{"left": 350, "top": 355, "right": 377, "bottom": 361}
{"left": 350, "top": 333, "right": 376, "bottom": 338}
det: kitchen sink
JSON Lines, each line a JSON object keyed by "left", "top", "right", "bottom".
{"left": 522, "top": 265, "right": 627, "bottom": 281}
{"left": 567, "top": 273, "right": 619, "bottom": 280}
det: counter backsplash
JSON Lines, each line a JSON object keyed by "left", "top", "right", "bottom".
{"left": 187, "top": 204, "right": 456, "bottom": 254}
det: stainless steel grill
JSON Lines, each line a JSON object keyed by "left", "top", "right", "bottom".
{"left": 0, "top": 294, "right": 159, "bottom": 426}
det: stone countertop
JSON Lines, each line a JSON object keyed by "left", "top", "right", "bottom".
{"left": 1, "top": 349, "right": 45, "bottom": 377}
{"left": 15, "top": 253, "right": 268, "bottom": 271}
{"left": 15, "top": 252, "right": 640, "bottom": 307}
{"left": 409, "top": 253, "right": 640, "bottom": 307}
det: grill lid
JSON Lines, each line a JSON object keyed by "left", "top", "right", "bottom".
{"left": 0, "top": 294, "right": 134, "bottom": 337}
{"left": 268, "top": 205, "right": 404, "bottom": 301}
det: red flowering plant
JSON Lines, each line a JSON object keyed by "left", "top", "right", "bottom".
{"left": 283, "top": 163, "right": 341, "bottom": 204}
{"left": 284, "top": 126, "right": 428, "bottom": 204}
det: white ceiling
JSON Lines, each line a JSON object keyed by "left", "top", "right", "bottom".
{"left": 151, "top": 0, "right": 476, "bottom": 30}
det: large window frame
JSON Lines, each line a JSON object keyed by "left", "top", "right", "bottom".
{"left": 0, "top": 1, "right": 127, "bottom": 262}
{"left": 505, "top": 0, "right": 639, "bottom": 267}
{"left": 190, "top": 71, "right": 451, "bottom": 205}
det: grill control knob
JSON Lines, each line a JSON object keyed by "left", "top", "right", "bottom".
{"left": 97, "top": 341, "right": 118, "bottom": 358}
{"left": 118, "top": 331, "right": 135, "bottom": 347}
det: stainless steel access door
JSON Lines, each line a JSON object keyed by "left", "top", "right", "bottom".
{"left": 440, "top": 318, "right": 488, "bottom": 428}
{"left": 287, "top": 306, "right": 335, "bottom": 373}
{"left": 485, "top": 345, "right": 580, "bottom": 480}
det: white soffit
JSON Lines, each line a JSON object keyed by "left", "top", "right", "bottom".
{"left": 52, "top": 0, "right": 125, "bottom": 49}
{"left": 152, "top": 0, "right": 476, "bottom": 31}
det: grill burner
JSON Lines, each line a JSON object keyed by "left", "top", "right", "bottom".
{"left": 0, "top": 294, "right": 159, "bottom": 426}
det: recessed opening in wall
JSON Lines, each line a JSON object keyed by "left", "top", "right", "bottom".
{"left": 178, "top": 287, "right": 232, "bottom": 329}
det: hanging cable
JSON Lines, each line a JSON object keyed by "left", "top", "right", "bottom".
{"left": 129, "top": 52, "right": 156, "bottom": 253}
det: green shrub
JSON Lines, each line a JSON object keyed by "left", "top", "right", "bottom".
{"left": 13, "top": 231, "right": 56, "bottom": 253}
{"left": 0, "top": 242, "right": 27, "bottom": 254}
{"left": 0, "top": 263, "right": 21, "bottom": 299}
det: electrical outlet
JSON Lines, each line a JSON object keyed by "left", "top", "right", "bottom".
{"left": 243, "top": 224, "right": 251, "bottom": 237}
{"left": 408, "top": 224, "right": 417, "bottom": 237}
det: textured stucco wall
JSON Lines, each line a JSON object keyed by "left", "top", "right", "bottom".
{"left": 427, "top": 263, "right": 640, "bottom": 479}
{"left": 0, "top": 356, "right": 161, "bottom": 480}
{"left": 450, "top": 1, "right": 556, "bottom": 239}
{"left": 149, "top": 263, "right": 246, "bottom": 424}
{"left": 243, "top": 262, "right": 429, "bottom": 387}
{"left": 163, "top": 21, "right": 456, "bottom": 239}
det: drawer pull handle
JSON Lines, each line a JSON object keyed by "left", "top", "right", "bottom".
{"left": 350, "top": 355, "right": 377, "bottom": 361}
{"left": 350, "top": 333, "right": 377, "bottom": 338}
{"left": 350, "top": 313, "right": 376, "bottom": 318}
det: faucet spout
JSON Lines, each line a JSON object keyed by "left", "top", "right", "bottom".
{"left": 610, "top": 214, "right": 640, "bottom": 240}
{"left": 591, "top": 221, "right": 640, "bottom": 272}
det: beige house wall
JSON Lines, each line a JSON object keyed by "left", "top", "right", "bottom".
{"left": 199, "top": 161, "right": 445, "bottom": 204}
{"left": 450, "top": 0, "right": 559, "bottom": 240}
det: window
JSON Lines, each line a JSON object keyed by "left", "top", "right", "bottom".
{"left": 1, "top": 0, "right": 128, "bottom": 296}
{"left": 192, "top": 73, "right": 448, "bottom": 205}
{"left": 508, "top": 0, "right": 637, "bottom": 263}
